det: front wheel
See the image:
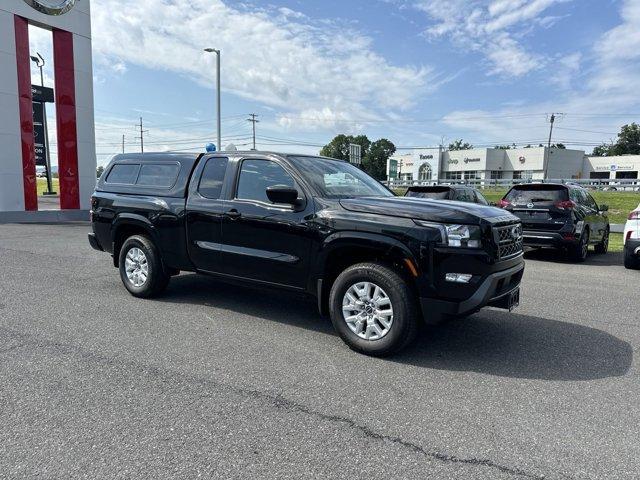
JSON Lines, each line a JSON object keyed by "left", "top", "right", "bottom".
{"left": 329, "top": 262, "right": 418, "bottom": 356}
{"left": 118, "top": 235, "right": 170, "bottom": 298}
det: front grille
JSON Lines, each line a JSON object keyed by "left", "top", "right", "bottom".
{"left": 492, "top": 222, "right": 523, "bottom": 260}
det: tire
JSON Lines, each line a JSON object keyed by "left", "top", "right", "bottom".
{"left": 118, "top": 235, "right": 170, "bottom": 298}
{"left": 594, "top": 227, "right": 609, "bottom": 254}
{"left": 569, "top": 228, "right": 589, "bottom": 262}
{"left": 624, "top": 248, "right": 640, "bottom": 270}
{"left": 328, "top": 262, "right": 418, "bottom": 356}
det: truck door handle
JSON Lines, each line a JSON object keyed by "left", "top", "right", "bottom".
{"left": 225, "top": 209, "right": 241, "bottom": 219}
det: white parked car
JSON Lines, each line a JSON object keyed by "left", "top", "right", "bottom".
{"left": 624, "top": 203, "right": 640, "bottom": 269}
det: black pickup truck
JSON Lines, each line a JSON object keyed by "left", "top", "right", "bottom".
{"left": 89, "top": 152, "right": 524, "bottom": 356}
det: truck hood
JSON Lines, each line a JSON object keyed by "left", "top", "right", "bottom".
{"left": 339, "top": 196, "right": 516, "bottom": 225}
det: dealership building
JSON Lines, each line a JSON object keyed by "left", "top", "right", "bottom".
{"left": 388, "top": 147, "right": 640, "bottom": 182}
{"left": 584, "top": 155, "right": 640, "bottom": 180}
{"left": 0, "top": 0, "right": 96, "bottom": 216}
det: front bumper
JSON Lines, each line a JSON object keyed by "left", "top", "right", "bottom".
{"left": 88, "top": 232, "right": 103, "bottom": 252}
{"left": 422, "top": 261, "right": 525, "bottom": 318}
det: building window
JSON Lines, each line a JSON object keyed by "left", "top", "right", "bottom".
{"left": 400, "top": 173, "right": 413, "bottom": 181}
{"left": 418, "top": 163, "right": 432, "bottom": 181}
{"left": 490, "top": 170, "right": 503, "bottom": 180}
{"left": 464, "top": 171, "right": 479, "bottom": 180}
{"left": 513, "top": 171, "right": 533, "bottom": 180}
{"left": 441, "top": 171, "right": 462, "bottom": 180}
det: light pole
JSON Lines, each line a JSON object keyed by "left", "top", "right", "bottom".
{"left": 204, "top": 48, "right": 221, "bottom": 151}
{"left": 30, "top": 52, "right": 55, "bottom": 195}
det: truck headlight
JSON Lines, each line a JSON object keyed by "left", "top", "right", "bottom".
{"left": 444, "top": 224, "right": 482, "bottom": 248}
{"left": 413, "top": 221, "right": 482, "bottom": 248}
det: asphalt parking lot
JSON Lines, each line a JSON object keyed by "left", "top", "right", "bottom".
{"left": 1, "top": 223, "right": 638, "bottom": 479}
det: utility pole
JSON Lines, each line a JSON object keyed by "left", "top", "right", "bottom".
{"left": 545, "top": 113, "right": 563, "bottom": 180}
{"left": 247, "top": 113, "right": 259, "bottom": 150}
{"left": 138, "top": 117, "right": 148, "bottom": 153}
{"left": 122, "top": 134, "right": 125, "bottom": 154}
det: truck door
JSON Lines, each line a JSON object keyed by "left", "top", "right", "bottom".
{"left": 185, "top": 156, "right": 229, "bottom": 272}
{"left": 217, "top": 157, "right": 312, "bottom": 289}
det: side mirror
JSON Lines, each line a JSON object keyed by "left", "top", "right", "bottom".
{"left": 266, "top": 185, "right": 299, "bottom": 205}
{"left": 600, "top": 204, "right": 609, "bottom": 212}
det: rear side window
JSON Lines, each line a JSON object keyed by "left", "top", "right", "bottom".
{"left": 474, "top": 191, "right": 489, "bottom": 205}
{"left": 106, "top": 164, "right": 139, "bottom": 184}
{"left": 136, "top": 163, "right": 180, "bottom": 188}
{"left": 406, "top": 188, "right": 450, "bottom": 199}
{"left": 504, "top": 186, "right": 568, "bottom": 205}
{"left": 198, "top": 157, "right": 228, "bottom": 199}
{"left": 453, "top": 189, "right": 475, "bottom": 202}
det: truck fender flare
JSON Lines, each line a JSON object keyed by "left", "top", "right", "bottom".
{"left": 316, "top": 231, "right": 418, "bottom": 277}
{"left": 111, "top": 214, "right": 160, "bottom": 265}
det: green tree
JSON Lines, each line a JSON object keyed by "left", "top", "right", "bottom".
{"left": 591, "top": 123, "right": 640, "bottom": 156}
{"left": 363, "top": 138, "right": 396, "bottom": 180}
{"left": 320, "top": 134, "right": 371, "bottom": 161}
{"left": 448, "top": 139, "right": 473, "bottom": 151}
{"left": 96, "top": 165, "right": 105, "bottom": 178}
{"left": 592, "top": 144, "right": 612, "bottom": 156}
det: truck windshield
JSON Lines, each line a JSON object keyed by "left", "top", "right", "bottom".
{"left": 291, "top": 156, "right": 394, "bottom": 198}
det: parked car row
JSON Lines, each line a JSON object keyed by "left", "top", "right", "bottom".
{"left": 89, "top": 153, "right": 637, "bottom": 357}
{"left": 406, "top": 183, "right": 613, "bottom": 263}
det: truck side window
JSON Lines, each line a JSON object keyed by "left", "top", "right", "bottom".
{"left": 198, "top": 157, "right": 228, "bottom": 199}
{"left": 136, "top": 163, "right": 180, "bottom": 188}
{"left": 236, "top": 159, "right": 295, "bottom": 204}
{"left": 106, "top": 164, "right": 139, "bottom": 184}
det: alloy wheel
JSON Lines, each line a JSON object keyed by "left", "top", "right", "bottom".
{"left": 125, "top": 247, "right": 148, "bottom": 287}
{"left": 342, "top": 281, "right": 394, "bottom": 340}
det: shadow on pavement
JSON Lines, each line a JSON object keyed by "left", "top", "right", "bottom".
{"left": 524, "top": 248, "right": 623, "bottom": 266}
{"left": 395, "top": 311, "right": 633, "bottom": 381}
{"left": 161, "top": 274, "right": 632, "bottom": 382}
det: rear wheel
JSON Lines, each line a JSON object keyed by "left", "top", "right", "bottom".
{"left": 624, "top": 247, "right": 640, "bottom": 269}
{"left": 329, "top": 262, "right": 418, "bottom": 356}
{"left": 118, "top": 235, "right": 170, "bottom": 298}
{"left": 594, "top": 228, "right": 609, "bottom": 254}
{"left": 569, "top": 228, "right": 589, "bottom": 262}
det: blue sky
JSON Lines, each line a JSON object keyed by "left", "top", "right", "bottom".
{"left": 28, "top": 0, "right": 640, "bottom": 165}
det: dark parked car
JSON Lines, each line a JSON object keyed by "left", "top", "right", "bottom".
{"left": 89, "top": 152, "right": 524, "bottom": 356}
{"left": 497, "top": 183, "right": 609, "bottom": 261}
{"left": 405, "top": 185, "right": 489, "bottom": 205}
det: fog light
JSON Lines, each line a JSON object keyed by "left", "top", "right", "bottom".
{"left": 445, "top": 273, "right": 473, "bottom": 284}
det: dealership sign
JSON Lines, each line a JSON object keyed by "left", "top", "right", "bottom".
{"left": 23, "top": 0, "right": 77, "bottom": 15}
{"left": 595, "top": 164, "right": 634, "bottom": 172}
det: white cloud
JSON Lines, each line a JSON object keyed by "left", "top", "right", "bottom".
{"left": 415, "top": 0, "right": 570, "bottom": 77}
{"left": 439, "top": 0, "right": 640, "bottom": 152}
{"left": 90, "top": 0, "right": 431, "bottom": 130}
